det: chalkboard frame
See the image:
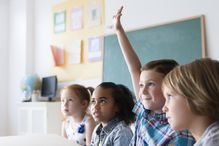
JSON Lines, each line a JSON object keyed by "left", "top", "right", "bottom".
{"left": 103, "top": 16, "right": 206, "bottom": 91}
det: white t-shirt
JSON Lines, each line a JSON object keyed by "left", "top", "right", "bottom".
{"left": 194, "top": 121, "right": 219, "bottom": 146}
{"left": 64, "top": 115, "right": 89, "bottom": 146}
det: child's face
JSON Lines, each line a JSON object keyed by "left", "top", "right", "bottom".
{"left": 139, "top": 70, "right": 165, "bottom": 112}
{"left": 90, "top": 86, "right": 118, "bottom": 126}
{"left": 162, "top": 86, "right": 194, "bottom": 130}
{"left": 61, "top": 89, "right": 87, "bottom": 117}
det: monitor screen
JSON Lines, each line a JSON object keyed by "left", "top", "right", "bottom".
{"left": 41, "top": 75, "right": 57, "bottom": 101}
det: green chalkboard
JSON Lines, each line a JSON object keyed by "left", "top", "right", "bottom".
{"left": 103, "top": 16, "right": 206, "bottom": 91}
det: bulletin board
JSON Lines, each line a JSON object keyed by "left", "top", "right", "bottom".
{"left": 50, "top": 0, "right": 105, "bottom": 82}
{"left": 103, "top": 16, "right": 206, "bottom": 91}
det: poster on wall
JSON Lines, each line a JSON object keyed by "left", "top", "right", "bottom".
{"left": 87, "top": 2, "right": 101, "bottom": 27}
{"left": 88, "top": 36, "right": 103, "bottom": 62}
{"left": 54, "top": 10, "right": 66, "bottom": 33}
{"left": 71, "top": 7, "right": 83, "bottom": 30}
{"left": 50, "top": 45, "right": 65, "bottom": 66}
{"left": 68, "top": 40, "right": 82, "bottom": 64}
{"left": 51, "top": 0, "right": 105, "bottom": 82}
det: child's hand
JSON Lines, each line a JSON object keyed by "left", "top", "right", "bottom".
{"left": 112, "top": 6, "right": 123, "bottom": 31}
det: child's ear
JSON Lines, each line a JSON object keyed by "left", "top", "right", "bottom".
{"left": 115, "top": 105, "right": 119, "bottom": 113}
{"left": 81, "top": 100, "right": 89, "bottom": 107}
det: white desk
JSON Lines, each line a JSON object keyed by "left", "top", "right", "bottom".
{"left": 0, "top": 134, "right": 80, "bottom": 146}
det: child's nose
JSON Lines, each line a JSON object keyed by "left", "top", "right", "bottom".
{"left": 63, "top": 100, "right": 68, "bottom": 106}
{"left": 93, "top": 102, "right": 100, "bottom": 110}
{"left": 142, "top": 86, "right": 149, "bottom": 94}
{"left": 162, "top": 105, "right": 168, "bottom": 113}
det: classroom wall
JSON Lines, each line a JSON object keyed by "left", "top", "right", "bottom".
{"left": 34, "top": 0, "right": 56, "bottom": 78}
{"left": 7, "top": 0, "right": 28, "bottom": 135}
{"left": 105, "top": 0, "right": 219, "bottom": 59}
{"left": 0, "top": 0, "right": 9, "bottom": 136}
{"left": 5, "top": 0, "right": 219, "bottom": 135}
{"left": 6, "top": 0, "right": 67, "bottom": 135}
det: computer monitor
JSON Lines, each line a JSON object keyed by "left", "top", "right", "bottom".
{"left": 41, "top": 75, "right": 57, "bottom": 101}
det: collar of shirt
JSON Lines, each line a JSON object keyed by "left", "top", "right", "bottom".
{"left": 95, "top": 117, "right": 121, "bottom": 145}
{"left": 96, "top": 117, "right": 121, "bottom": 136}
{"left": 134, "top": 100, "right": 168, "bottom": 125}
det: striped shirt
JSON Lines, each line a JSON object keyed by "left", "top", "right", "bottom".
{"left": 129, "top": 101, "right": 195, "bottom": 146}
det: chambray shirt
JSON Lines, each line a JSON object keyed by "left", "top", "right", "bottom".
{"left": 90, "top": 118, "right": 133, "bottom": 146}
{"left": 194, "top": 122, "right": 219, "bottom": 146}
{"left": 130, "top": 101, "right": 195, "bottom": 146}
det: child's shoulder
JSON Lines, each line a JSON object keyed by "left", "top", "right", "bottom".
{"left": 109, "top": 121, "right": 133, "bottom": 140}
{"left": 84, "top": 114, "right": 97, "bottom": 127}
{"left": 62, "top": 116, "right": 71, "bottom": 124}
{"left": 113, "top": 121, "right": 132, "bottom": 133}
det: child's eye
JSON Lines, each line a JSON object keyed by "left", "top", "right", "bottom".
{"left": 146, "top": 82, "right": 155, "bottom": 87}
{"left": 166, "top": 94, "right": 173, "bottom": 102}
{"left": 90, "top": 99, "right": 96, "bottom": 104}
{"left": 139, "top": 83, "right": 144, "bottom": 88}
{"left": 68, "top": 98, "right": 73, "bottom": 102}
{"left": 99, "top": 99, "right": 107, "bottom": 105}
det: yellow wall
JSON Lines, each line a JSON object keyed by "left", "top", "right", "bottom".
{"left": 51, "top": 0, "right": 104, "bottom": 82}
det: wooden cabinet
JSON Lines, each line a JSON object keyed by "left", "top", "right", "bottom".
{"left": 18, "top": 102, "right": 62, "bottom": 135}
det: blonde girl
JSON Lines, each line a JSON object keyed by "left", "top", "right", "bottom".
{"left": 61, "top": 84, "right": 96, "bottom": 146}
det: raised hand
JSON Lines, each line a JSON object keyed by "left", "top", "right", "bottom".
{"left": 112, "top": 6, "right": 123, "bottom": 31}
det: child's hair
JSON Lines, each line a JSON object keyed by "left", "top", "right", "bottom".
{"left": 141, "top": 59, "right": 178, "bottom": 75}
{"left": 86, "top": 86, "right": 94, "bottom": 96}
{"left": 62, "top": 84, "right": 91, "bottom": 105}
{"left": 162, "top": 58, "right": 219, "bottom": 121}
{"left": 97, "top": 82, "right": 135, "bottom": 125}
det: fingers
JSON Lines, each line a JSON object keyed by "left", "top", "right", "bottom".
{"left": 117, "top": 6, "right": 123, "bottom": 14}
{"left": 113, "top": 6, "right": 123, "bottom": 20}
{"left": 110, "top": 6, "right": 123, "bottom": 30}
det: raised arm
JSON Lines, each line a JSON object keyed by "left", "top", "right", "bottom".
{"left": 113, "top": 6, "right": 141, "bottom": 97}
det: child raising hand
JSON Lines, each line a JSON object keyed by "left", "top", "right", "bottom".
{"left": 113, "top": 6, "right": 195, "bottom": 145}
{"left": 61, "top": 84, "right": 96, "bottom": 146}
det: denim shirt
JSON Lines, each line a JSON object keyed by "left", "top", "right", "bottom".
{"left": 90, "top": 118, "right": 133, "bottom": 146}
{"left": 194, "top": 122, "right": 219, "bottom": 146}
